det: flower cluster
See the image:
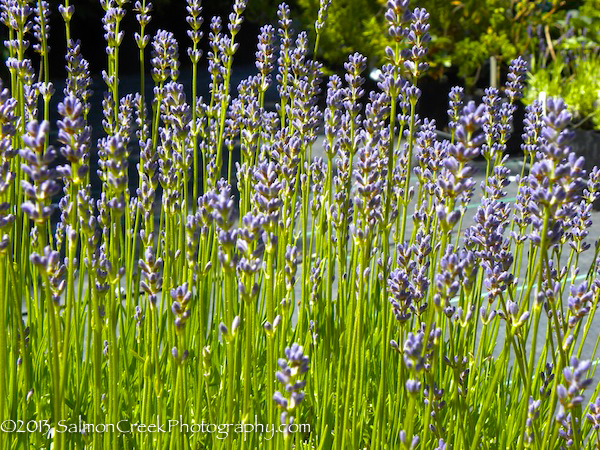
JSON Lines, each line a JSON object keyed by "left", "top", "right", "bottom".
{"left": 557, "top": 358, "right": 593, "bottom": 415}
{"left": 57, "top": 95, "right": 90, "bottom": 187}
{"left": 151, "top": 29, "right": 179, "bottom": 84}
{"left": 20, "top": 121, "right": 60, "bottom": 224}
{"left": 171, "top": 283, "right": 192, "bottom": 330}
{"left": 274, "top": 343, "right": 309, "bottom": 434}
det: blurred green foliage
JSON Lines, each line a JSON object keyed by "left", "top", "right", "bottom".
{"left": 297, "top": 0, "right": 379, "bottom": 66}
{"left": 526, "top": 58, "right": 600, "bottom": 129}
{"left": 525, "top": 1, "right": 600, "bottom": 129}
{"left": 297, "top": 0, "right": 567, "bottom": 87}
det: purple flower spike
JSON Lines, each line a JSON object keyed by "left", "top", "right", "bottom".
{"left": 171, "top": 283, "right": 192, "bottom": 330}
{"left": 20, "top": 121, "right": 60, "bottom": 224}
{"left": 186, "top": 0, "right": 203, "bottom": 61}
{"left": 274, "top": 343, "right": 309, "bottom": 435}
{"left": 253, "top": 161, "right": 283, "bottom": 232}
{"left": 403, "top": 331, "right": 425, "bottom": 372}
{"left": 506, "top": 56, "right": 528, "bottom": 103}
{"left": 151, "top": 29, "right": 180, "bottom": 83}
{"left": 587, "top": 396, "right": 600, "bottom": 430}
{"left": 385, "top": 0, "right": 411, "bottom": 44}
{"left": 256, "top": 24, "right": 275, "bottom": 82}
{"left": 556, "top": 357, "right": 593, "bottom": 428}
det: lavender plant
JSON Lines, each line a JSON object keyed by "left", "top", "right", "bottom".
{"left": 3, "top": 0, "right": 600, "bottom": 449}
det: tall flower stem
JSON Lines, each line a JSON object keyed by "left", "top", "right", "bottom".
{"left": 265, "top": 235, "right": 276, "bottom": 449}
{"left": 63, "top": 1, "right": 71, "bottom": 43}
{"left": 400, "top": 97, "right": 417, "bottom": 242}
{"left": 38, "top": 226, "right": 62, "bottom": 450}
{"left": 108, "top": 220, "right": 121, "bottom": 450}
{"left": 0, "top": 252, "right": 7, "bottom": 423}
{"left": 516, "top": 211, "right": 550, "bottom": 450}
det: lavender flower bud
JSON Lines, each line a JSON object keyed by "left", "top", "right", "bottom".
{"left": 151, "top": 29, "right": 179, "bottom": 83}
{"left": 274, "top": 343, "right": 309, "bottom": 434}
